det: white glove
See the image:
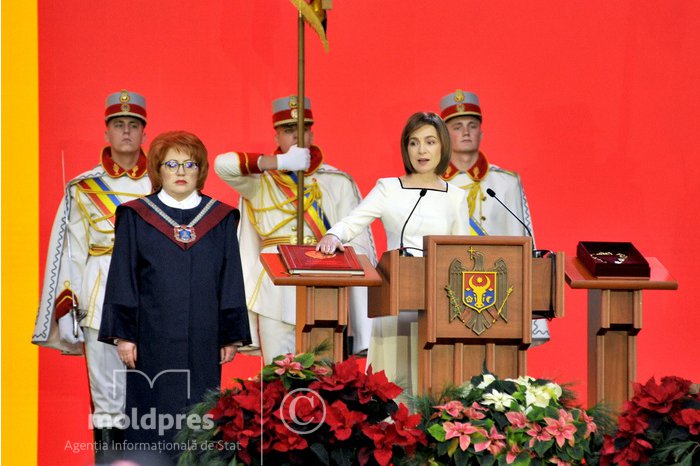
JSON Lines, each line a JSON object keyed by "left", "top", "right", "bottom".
{"left": 58, "top": 312, "right": 85, "bottom": 344}
{"left": 276, "top": 145, "right": 310, "bottom": 171}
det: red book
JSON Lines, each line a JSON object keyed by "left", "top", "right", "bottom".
{"left": 277, "top": 245, "right": 365, "bottom": 276}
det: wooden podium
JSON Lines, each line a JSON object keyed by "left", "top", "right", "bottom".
{"left": 368, "top": 236, "right": 565, "bottom": 395}
{"left": 565, "top": 256, "right": 678, "bottom": 411}
{"left": 260, "top": 253, "right": 382, "bottom": 361}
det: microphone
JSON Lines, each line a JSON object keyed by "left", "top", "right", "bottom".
{"left": 399, "top": 188, "right": 427, "bottom": 257}
{"left": 486, "top": 188, "right": 547, "bottom": 258}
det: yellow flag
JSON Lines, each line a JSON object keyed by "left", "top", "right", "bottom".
{"left": 289, "top": 0, "right": 329, "bottom": 52}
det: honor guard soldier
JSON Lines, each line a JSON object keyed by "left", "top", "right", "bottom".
{"left": 32, "top": 89, "right": 151, "bottom": 461}
{"left": 439, "top": 89, "right": 550, "bottom": 343}
{"left": 215, "top": 95, "right": 376, "bottom": 362}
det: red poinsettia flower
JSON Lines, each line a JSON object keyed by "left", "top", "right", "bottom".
{"left": 362, "top": 404, "right": 426, "bottom": 466}
{"left": 617, "top": 411, "right": 649, "bottom": 436}
{"left": 660, "top": 375, "right": 693, "bottom": 395}
{"left": 358, "top": 365, "right": 403, "bottom": 403}
{"left": 673, "top": 407, "right": 700, "bottom": 435}
{"left": 611, "top": 436, "right": 652, "bottom": 466}
{"left": 325, "top": 399, "right": 368, "bottom": 441}
{"left": 235, "top": 379, "right": 286, "bottom": 416}
{"left": 309, "top": 357, "right": 361, "bottom": 392}
{"left": 390, "top": 403, "right": 427, "bottom": 452}
{"left": 275, "top": 389, "right": 325, "bottom": 428}
{"left": 633, "top": 376, "right": 689, "bottom": 414}
{"left": 599, "top": 435, "right": 617, "bottom": 466}
{"left": 271, "top": 421, "right": 309, "bottom": 452}
{"left": 209, "top": 390, "right": 241, "bottom": 420}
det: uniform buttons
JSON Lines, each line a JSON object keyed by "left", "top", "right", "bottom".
{"left": 481, "top": 216, "right": 486, "bottom": 221}
{"left": 481, "top": 196, "right": 487, "bottom": 201}
{"left": 291, "top": 226, "right": 297, "bottom": 232}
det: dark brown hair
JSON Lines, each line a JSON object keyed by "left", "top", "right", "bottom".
{"left": 400, "top": 112, "right": 451, "bottom": 175}
{"left": 147, "top": 131, "right": 209, "bottom": 193}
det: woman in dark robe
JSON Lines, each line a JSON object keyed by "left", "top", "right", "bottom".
{"left": 99, "top": 130, "right": 251, "bottom": 458}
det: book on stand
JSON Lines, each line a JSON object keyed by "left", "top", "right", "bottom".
{"left": 277, "top": 245, "right": 365, "bottom": 276}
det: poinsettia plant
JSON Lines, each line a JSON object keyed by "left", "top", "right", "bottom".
{"left": 600, "top": 375, "right": 700, "bottom": 466}
{"left": 176, "top": 344, "right": 426, "bottom": 466}
{"left": 404, "top": 373, "right": 606, "bottom": 466}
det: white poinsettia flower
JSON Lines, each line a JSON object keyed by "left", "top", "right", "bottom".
{"left": 525, "top": 385, "right": 552, "bottom": 408}
{"left": 459, "top": 383, "right": 474, "bottom": 397}
{"left": 477, "top": 374, "right": 496, "bottom": 389}
{"left": 544, "top": 382, "right": 563, "bottom": 400}
{"left": 507, "top": 375, "right": 536, "bottom": 388}
{"left": 481, "top": 389, "right": 515, "bottom": 411}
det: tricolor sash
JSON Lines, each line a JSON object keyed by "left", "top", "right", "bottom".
{"left": 271, "top": 170, "right": 332, "bottom": 240}
{"left": 75, "top": 178, "right": 123, "bottom": 226}
{"left": 469, "top": 217, "right": 487, "bottom": 236}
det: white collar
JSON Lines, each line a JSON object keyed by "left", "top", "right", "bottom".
{"left": 157, "top": 189, "right": 202, "bottom": 209}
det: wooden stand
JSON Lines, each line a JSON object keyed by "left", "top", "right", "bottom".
{"left": 565, "top": 256, "right": 678, "bottom": 411}
{"left": 368, "top": 236, "right": 564, "bottom": 395}
{"left": 260, "top": 253, "right": 382, "bottom": 362}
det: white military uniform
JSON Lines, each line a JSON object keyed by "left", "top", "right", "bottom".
{"left": 441, "top": 152, "right": 550, "bottom": 342}
{"left": 32, "top": 147, "right": 151, "bottom": 428}
{"left": 327, "top": 177, "right": 470, "bottom": 395}
{"left": 215, "top": 145, "right": 376, "bottom": 362}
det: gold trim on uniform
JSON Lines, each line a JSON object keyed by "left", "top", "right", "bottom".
{"left": 85, "top": 269, "right": 102, "bottom": 328}
{"left": 119, "top": 90, "right": 130, "bottom": 103}
{"left": 121, "top": 103, "right": 130, "bottom": 112}
{"left": 455, "top": 89, "right": 464, "bottom": 102}
{"left": 88, "top": 244, "right": 113, "bottom": 256}
{"left": 261, "top": 235, "right": 316, "bottom": 249}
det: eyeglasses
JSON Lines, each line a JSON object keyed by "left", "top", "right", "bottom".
{"left": 161, "top": 160, "right": 199, "bottom": 173}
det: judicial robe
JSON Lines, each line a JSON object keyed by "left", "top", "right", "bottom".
{"left": 98, "top": 193, "right": 251, "bottom": 448}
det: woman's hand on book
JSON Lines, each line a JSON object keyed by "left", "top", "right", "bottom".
{"left": 316, "top": 234, "right": 344, "bottom": 255}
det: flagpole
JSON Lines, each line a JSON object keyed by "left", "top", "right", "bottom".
{"left": 296, "top": 9, "right": 306, "bottom": 246}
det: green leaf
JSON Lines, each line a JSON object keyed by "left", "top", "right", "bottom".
{"left": 309, "top": 442, "right": 330, "bottom": 465}
{"left": 453, "top": 447, "right": 471, "bottom": 464}
{"left": 511, "top": 451, "right": 532, "bottom": 465}
{"left": 330, "top": 448, "right": 353, "bottom": 466}
{"left": 428, "top": 423, "right": 446, "bottom": 442}
{"left": 295, "top": 352, "right": 316, "bottom": 368}
{"left": 533, "top": 438, "right": 554, "bottom": 457}
{"left": 447, "top": 438, "right": 459, "bottom": 457}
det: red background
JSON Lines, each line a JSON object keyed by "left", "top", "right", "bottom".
{"left": 37, "top": 1, "right": 700, "bottom": 464}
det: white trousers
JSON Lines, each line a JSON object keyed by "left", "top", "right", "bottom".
{"left": 83, "top": 328, "right": 126, "bottom": 428}
{"left": 251, "top": 314, "right": 297, "bottom": 364}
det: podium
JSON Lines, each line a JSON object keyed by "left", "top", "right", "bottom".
{"left": 565, "top": 256, "right": 678, "bottom": 411}
{"left": 260, "top": 253, "right": 382, "bottom": 361}
{"left": 368, "top": 236, "right": 565, "bottom": 394}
